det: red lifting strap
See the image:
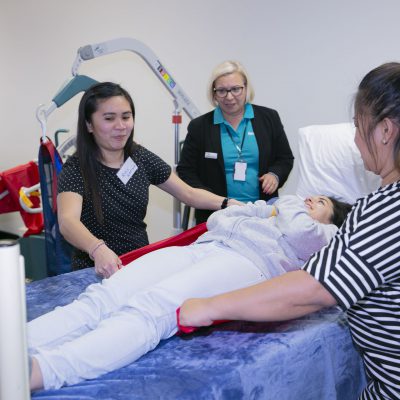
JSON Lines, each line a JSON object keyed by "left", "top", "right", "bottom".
{"left": 120, "top": 222, "right": 207, "bottom": 265}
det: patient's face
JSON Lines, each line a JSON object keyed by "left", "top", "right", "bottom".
{"left": 304, "top": 196, "right": 334, "bottom": 224}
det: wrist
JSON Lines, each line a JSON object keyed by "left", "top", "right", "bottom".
{"left": 268, "top": 172, "right": 279, "bottom": 185}
{"left": 89, "top": 240, "right": 106, "bottom": 260}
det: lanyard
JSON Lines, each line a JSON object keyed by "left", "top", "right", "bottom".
{"left": 226, "top": 119, "right": 249, "bottom": 159}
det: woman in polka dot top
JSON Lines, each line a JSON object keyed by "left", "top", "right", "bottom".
{"left": 57, "top": 82, "right": 242, "bottom": 278}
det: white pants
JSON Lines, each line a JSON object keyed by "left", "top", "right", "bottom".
{"left": 28, "top": 242, "right": 266, "bottom": 389}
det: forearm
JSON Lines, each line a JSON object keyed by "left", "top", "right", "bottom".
{"left": 158, "top": 172, "right": 242, "bottom": 211}
{"left": 211, "top": 271, "right": 332, "bottom": 320}
{"left": 58, "top": 216, "right": 101, "bottom": 256}
{"left": 57, "top": 192, "right": 101, "bottom": 254}
{"left": 185, "top": 187, "right": 241, "bottom": 210}
{"left": 180, "top": 270, "right": 337, "bottom": 327}
{"left": 60, "top": 215, "right": 121, "bottom": 278}
{"left": 57, "top": 192, "right": 120, "bottom": 277}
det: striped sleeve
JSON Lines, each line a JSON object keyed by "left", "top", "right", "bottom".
{"left": 303, "top": 184, "right": 400, "bottom": 310}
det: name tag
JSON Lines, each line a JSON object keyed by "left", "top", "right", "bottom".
{"left": 234, "top": 161, "right": 247, "bottom": 181}
{"left": 248, "top": 131, "right": 255, "bottom": 136}
{"left": 205, "top": 152, "right": 218, "bottom": 159}
{"left": 117, "top": 157, "right": 138, "bottom": 184}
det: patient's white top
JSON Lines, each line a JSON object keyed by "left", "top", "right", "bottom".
{"left": 196, "top": 195, "right": 338, "bottom": 279}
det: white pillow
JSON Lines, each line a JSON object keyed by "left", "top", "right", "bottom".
{"left": 296, "top": 123, "right": 381, "bottom": 204}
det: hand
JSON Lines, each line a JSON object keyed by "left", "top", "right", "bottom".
{"left": 93, "top": 245, "right": 122, "bottom": 278}
{"left": 259, "top": 173, "right": 279, "bottom": 194}
{"left": 179, "top": 298, "right": 215, "bottom": 328}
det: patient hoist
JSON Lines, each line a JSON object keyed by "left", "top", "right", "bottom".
{"left": 35, "top": 37, "right": 201, "bottom": 276}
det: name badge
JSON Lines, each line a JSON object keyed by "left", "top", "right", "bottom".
{"left": 234, "top": 161, "right": 247, "bottom": 181}
{"left": 117, "top": 157, "right": 138, "bottom": 184}
{"left": 205, "top": 152, "right": 218, "bottom": 159}
{"left": 248, "top": 131, "right": 255, "bottom": 136}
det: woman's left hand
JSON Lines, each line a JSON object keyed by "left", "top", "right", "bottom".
{"left": 259, "top": 173, "right": 279, "bottom": 194}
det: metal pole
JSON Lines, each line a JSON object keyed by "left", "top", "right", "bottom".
{"left": 172, "top": 102, "right": 183, "bottom": 235}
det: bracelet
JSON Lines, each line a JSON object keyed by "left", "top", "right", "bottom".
{"left": 221, "top": 197, "right": 229, "bottom": 209}
{"left": 89, "top": 240, "right": 105, "bottom": 260}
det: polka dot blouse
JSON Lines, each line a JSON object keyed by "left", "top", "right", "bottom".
{"left": 58, "top": 145, "right": 172, "bottom": 270}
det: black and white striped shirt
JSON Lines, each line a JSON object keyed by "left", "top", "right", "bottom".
{"left": 303, "top": 181, "right": 400, "bottom": 400}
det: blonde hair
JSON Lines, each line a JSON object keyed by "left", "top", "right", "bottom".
{"left": 207, "top": 60, "right": 255, "bottom": 107}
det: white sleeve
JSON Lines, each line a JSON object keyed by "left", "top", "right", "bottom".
{"left": 206, "top": 201, "right": 276, "bottom": 230}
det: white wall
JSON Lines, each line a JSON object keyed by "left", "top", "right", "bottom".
{"left": 1, "top": 0, "right": 400, "bottom": 241}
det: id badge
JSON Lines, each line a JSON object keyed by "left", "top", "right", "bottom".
{"left": 117, "top": 157, "right": 138, "bottom": 184}
{"left": 234, "top": 161, "right": 247, "bottom": 181}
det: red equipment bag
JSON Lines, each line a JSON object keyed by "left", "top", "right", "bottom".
{"left": 0, "top": 161, "right": 43, "bottom": 236}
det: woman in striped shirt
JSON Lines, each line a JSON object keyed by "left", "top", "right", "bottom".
{"left": 180, "top": 62, "right": 400, "bottom": 400}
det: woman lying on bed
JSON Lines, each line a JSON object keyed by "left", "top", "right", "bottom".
{"left": 29, "top": 194, "right": 351, "bottom": 391}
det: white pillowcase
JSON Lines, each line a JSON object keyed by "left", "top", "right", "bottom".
{"left": 295, "top": 122, "right": 381, "bottom": 204}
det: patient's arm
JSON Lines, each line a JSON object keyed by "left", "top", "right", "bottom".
{"left": 206, "top": 201, "right": 276, "bottom": 232}
{"left": 179, "top": 270, "right": 337, "bottom": 328}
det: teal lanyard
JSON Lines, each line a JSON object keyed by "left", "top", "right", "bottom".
{"left": 226, "top": 120, "right": 249, "bottom": 159}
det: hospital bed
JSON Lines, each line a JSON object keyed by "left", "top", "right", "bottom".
{"left": 27, "top": 269, "right": 366, "bottom": 400}
{"left": 25, "top": 123, "right": 380, "bottom": 399}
